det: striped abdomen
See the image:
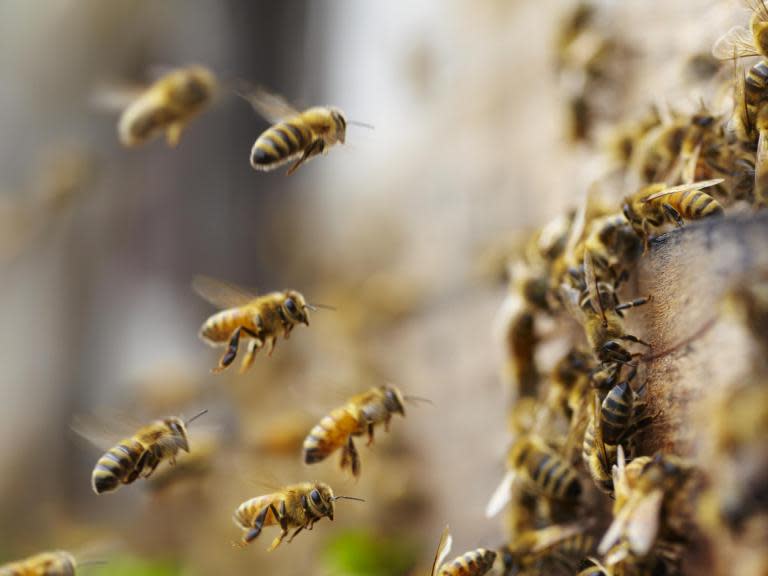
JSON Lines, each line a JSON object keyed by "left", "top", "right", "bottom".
{"left": 303, "top": 407, "right": 362, "bottom": 464}
{"left": 438, "top": 549, "right": 497, "bottom": 576}
{"left": 662, "top": 189, "right": 723, "bottom": 220}
{"left": 234, "top": 494, "right": 277, "bottom": 530}
{"left": 0, "top": 552, "right": 76, "bottom": 576}
{"left": 601, "top": 382, "right": 633, "bottom": 445}
{"left": 582, "top": 419, "right": 615, "bottom": 494}
{"left": 523, "top": 446, "right": 581, "bottom": 502}
{"left": 92, "top": 438, "right": 144, "bottom": 494}
{"left": 250, "top": 119, "right": 313, "bottom": 171}
{"left": 556, "top": 532, "right": 594, "bottom": 559}
{"left": 199, "top": 308, "right": 254, "bottom": 343}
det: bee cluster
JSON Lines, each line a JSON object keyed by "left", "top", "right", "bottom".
{"left": 2, "top": 2, "right": 768, "bottom": 576}
{"left": 487, "top": 2, "right": 768, "bottom": 575}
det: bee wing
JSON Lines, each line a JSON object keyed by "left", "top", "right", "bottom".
{"left": 564, "top": 190, "right": 589, "bottom": 258}
{"left": 485, "top": 470, "right": 516, "bottom": 518}
{"left": 89, "top": 83, "right": 146, "bottom": 112}
{"left": 236, "top": 84, "right": 300, "bottom": 123}
{"left": 756, "top": 127, "right": 768, "bottom": 196}
{"left": 712, "top": 26, "right": 759, "bottom": 60}
{"left": 626, "top": 489, "right": 664, "bottom": 556}
{"left": 598, "top": 498, "right": 634, "bottom": 555}
{"left": 71, "top": 413, "right": 146, "bottom": 451}
{"left": 583, "top": 251, "right": 607, "bottom": 327}
{"left": 641, "top": 179, "right": 724, "bottom": 203}
{"left": 431, "top": 525, "right": 453, "bottom": 576}
{"left": 559, "top": 282, "right": 587, "bottom": 326}
{"left": 744, "top": 0, "right": 768, "bottom": 22}
{"left": 192, "top": 275, "right": 258, "bottom": 309}
{"left": 529, "top": 522, "right": 585, "bottom": 554}
{"left": 592, "top": 393, "right": 609, "bottom": 468}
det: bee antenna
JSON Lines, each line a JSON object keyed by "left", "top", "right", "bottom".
{"left": 404, "top": 394, "right": 434, "bottom": 406}
{"left": 331, "top": 495, "right": 366, "bottom": 503}
{"left": 347, "top": 120, "right": 375, "bottom": 130}
{"left": 185, "top": 409, "right": 209, "bottom": 426}
{"left": 306, "top": 303, "right": 336, "bottom": 311}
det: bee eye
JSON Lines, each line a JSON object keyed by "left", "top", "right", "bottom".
{"left": 285, "top": 298, "right": 298, "bottom": 315}
{"left": 310, "top": 489, "right": 323, "bottom": 507}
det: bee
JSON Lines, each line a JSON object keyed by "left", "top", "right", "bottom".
{"left": 243, "top": 88, "right": 369, "bottom": 174}
{"left": 500, "top": 523, "right": 594, "bottom": 576}
{"left": 579, "top": 213, "right": 643, "bottom": 287}
{"left": 582, "top": 370, "right": 650, "bottom": 494}
{"left": 232, "top": 482, "right": 363, "bottom": 550}
{"left": 118, "top": 65, "right": 216, "bottom": 147}
{"left": 486, "top": 434, "right": 582, "bottom": 518}
{"left": 735, "top": 61, "right": 768, "bottom": 205}
{"left": 712, "top": 0, "right": 768, "bottom": 62}
{"left": 193, "top": 275, "right": 314, "bottom": 373}
{"left": 88, "top": 410, "right": 207, "bottom": 494}
{"left": 0, "top": 551, "right": 77, "bottom": 575}
{"left": 599, "top": 448, "right": 695, "bottom": 564}
{"left": 606, "top": 106, "right": 663, "bottom": 173}
{"left": 432, "top": 526, "right": 497, "bottom": 576}
{"left": 621, "top": 179, "right": 724, "bottom": 251}
{"left": 302, "top": 385, "right": 407, "bottom": 478}
{"left": 548, "top": 347, "right": 595, "bottom": 420}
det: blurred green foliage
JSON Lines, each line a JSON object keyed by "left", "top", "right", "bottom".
{"left": 322, "top": 530, "right": 419, "bottom": 576}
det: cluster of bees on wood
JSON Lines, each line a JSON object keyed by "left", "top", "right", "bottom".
{"left": 3, "top": 2, "right": 768, "bottom": 576}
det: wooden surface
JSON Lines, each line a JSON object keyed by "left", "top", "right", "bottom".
{"left": 635, "top": 211, "right": 768, "bottom": 457}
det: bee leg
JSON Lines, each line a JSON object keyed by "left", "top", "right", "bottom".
{"left": 366, "top": 423, "right": 375, "bottom": 446}
{"left": 266, "top": 337, "right": 277, "bottom": 357}
{"left": 619, "top": 334, "right": 651, "bottom": 347}
{"left": 268, "top": 502, "right": 288, "bottom": 551}
{"left": 615, "top": 296, "right": 650, "bottom": 312}
{"left": 239, "top": 338, "right": 263, "bottom": 373}
{"left": 215, "top": 327, "right": 259, "bottom": 372}
{"left": 286, "top": 139, "right": 324, "bottom": 175}
{"left": 341, "top": 437, "right": 361, "bottom": 477}
{"left": 244, "top": 505, "right": 271, "bottom": 544}
{"left": 287, "top": 526, "right": 304, "bottom": 543}
{"left": 662, "top": 203, "right": 685, "bottom": 227}
{"left": 166, "top": 123, "right": 184, "bottom": 147}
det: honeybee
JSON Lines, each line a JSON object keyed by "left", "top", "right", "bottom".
{"left": 621, "top": 179, "right": 724, "bottom": 251}
{"left": 548, "top": 347, "right": 595, "bottom": 420}
{"left": 712, "top": 0, "right": 768, "bottom": 62}
{"left": 243, "top": 88, "right": 368, "bottom": 174}
{"left": 582, "top": 371, "right": 650, "bottom": 494}
{"left": 734, "top": 61, "right": 768, "bottom": 205}
{"left": 431, "top": 526, "right": 497, "bottom": 576}
{"left": 87, "top": 410, "right": 207, "bottom": 494}
{"left": 303, "top": 385, "right": 407, "bottom": 478}
{"left": 486, "top": 434, "right": 582, "bottom": 518}
{"left": 118, "top": 65, "right": 216, "bottom": 147}
{"left": 0, "top": 551, "right": 77, "bottom": 575}
{"left": 599, "top": 448, "right": 695, "bottom": 564}
{"left": 193, "top": 275, "right": 314, "bottom": 373}
{"left": 579, "top": 213, "right": 643, "bottom": 287}
{"left": 499, "top": 523, "right": 594, "bottom": 576}
{"left": 233, "top": 482, "right": 362, "bottom": 550}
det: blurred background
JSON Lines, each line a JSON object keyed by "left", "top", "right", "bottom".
{"left": 0, "top": 0, "right": 741, "bottom": 574}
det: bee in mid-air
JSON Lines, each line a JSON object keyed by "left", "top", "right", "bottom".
{"left": 193, "top": 275, "right": 315, "bottom": 373}
{"left": 486, "top": 434, "right": 582, "bottom": 518}
{"left": 242, "top": 87, "right": 371, "bottom": 175}
{"left": 87, "top": 410, "right": 207, "bottom": 494}
{"left": 499, "top": 522, "right": 595, "bottom": 576}
{"left": 118, "top": 65, "right": 217, "bottom": 147}
{"left": 233, "top": 482, "right": 363, "bottom": 550}
{"left": 302, "top": 385, "right": 407, "bottom": 478}
{"left": 712, "top": 0, "right": 768, "bottom": 62}
{"left": 431, "top": 526, "right": 497, "bottom": 576}
{"left": 621, "top": 179, "right": 724, "bottom": 251}
{"left": 0, "top": 550, "right": 78, "bottom": 575}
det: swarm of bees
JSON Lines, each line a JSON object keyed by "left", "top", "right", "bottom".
{"left": 4, "top": 2, "right": 768, "bottom": 575}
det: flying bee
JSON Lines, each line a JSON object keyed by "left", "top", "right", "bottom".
{"left": 193, "top": 275, "right": 317, "bottom": 373}
{"left": 432, "top": 526, "right": 497, "bottom": 576}
{"left": 232, "top": 482, "right": 363, "bottom": 550}
{"left": 303, "top": 385, "right": 419, "bottom": 478}
{"left": 486, "top": 434, "right": 582, "bottom": 518}
{"left": 87, "top": 410, "right": 207, "bottom": 494}
{"left": 118, "top": 65, "right": 216, "bottom": 147}
{"left": 0, "top": 551, "right": 77, "bottom": 575}
{"left": 242, "top": 87, "right": 371, "bottom": 174}
{"left": 621, "top": 179, "right": 724, "bottom": 251}
{"left": 712, "top": 0, "right": 768, "bottom": 62}
{"left": 599, "top": 448, "right": 695, "bottom": 564}
{"left": 499, "top": 523, "right": 595, "bottom": 576}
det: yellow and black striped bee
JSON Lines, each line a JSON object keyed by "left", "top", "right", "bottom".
{"left": 0, "top": 550, "right": 77, "bottom": 575}
{"left": 621, "top": 179, "right": 724, "bottom": 252}
{"left": 432, "top": 526, "right": 497, "bottom": 576}
{"left": 232, "top": 482, "right": 362, "bottom": 550}
{"left": 88, "top": 410, "right": 207, "bottom": 494}
{"left": 118, "top": 65, "right": 216, "bottom": 147}
{"left": 500, "top": 523, "right": 595, "bottom": 576}
{"left": 193, "top": 276, "right": 314, "bottom": 373}
{"left": 486, "top": 434, "right": 582, "bottom": 518}
{"left": 243, "top": 88, "right": 364, "bottom": 174}
{"left": 302, "top": 385, "right": 406, "bottom": 478}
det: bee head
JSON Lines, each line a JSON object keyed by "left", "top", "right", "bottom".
{"left": 175, "top": 66, "right": 216, "bottom": 106}
{"left": 309, "top": 483, "right": 336, "bottom": 521}
{"left": 382, "top": 385, "right": 406, "bottom": 416}
{"left": 283, "top": 291, "right": 310, "bottom": 326}
{"left": 167, "top": 417, "right": 190, "bottom": 452}
{"left": 329, "top": 108, "right": 346, "bottom": 144}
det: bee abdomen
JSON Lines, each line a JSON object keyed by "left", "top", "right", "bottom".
{"left": 531, "top": 452, "right": 581, "bottom": 501}
{"left": 674, "top": 190, "right": 723, "bottom": 220}
{"left": 250, "top": 120, "right": 311, "bottom": 170}
{"left": 601, "top": 383, "right": 633, "bottom": 444}
{"left": 200, "top": 309, "right": 245, "bottom": 343}
{"left": 92, "top": 439, "right": 143, "bottom": 494}
{"left": 303, "top": 408, "right": 360, "bottom": 464}
{"left": 440, "top": 549, "right": 497, "bottom": 576}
